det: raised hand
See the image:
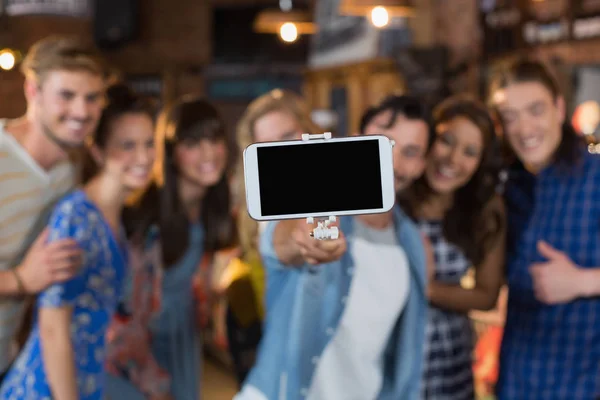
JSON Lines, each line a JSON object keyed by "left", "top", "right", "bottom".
{"left": 292, "top": 219, "right": 347, "bottom": 265}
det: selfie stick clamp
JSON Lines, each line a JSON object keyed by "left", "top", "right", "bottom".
{"left": 307, "top": 216, "right": 339, "bottom": 240}
{"left": 301, "top": 132, "right": 339, "bottom": 241}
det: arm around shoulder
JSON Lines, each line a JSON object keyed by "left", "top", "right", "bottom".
{"left": 428, "top": 195, "right": 506, "bottom": 312}
{"left": 0, "top": 270, "right": 24, "bottom": 297}
{"left": 470, "top": 195, "right": 507, "bottom": 310}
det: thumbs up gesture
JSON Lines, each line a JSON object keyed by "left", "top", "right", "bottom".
{"left": 528, "top": 240, "right": 585, "bottom": 305}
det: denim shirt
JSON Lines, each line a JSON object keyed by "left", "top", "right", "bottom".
{"left": 238, "top": 206, "right": 427, "bottom": 400}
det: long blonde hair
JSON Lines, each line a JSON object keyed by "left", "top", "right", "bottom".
{"left": 236, "top": 89, "right": 322, "bottom": 259}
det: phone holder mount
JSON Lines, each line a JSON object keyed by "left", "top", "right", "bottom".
{"left": 301, "top": 132, "right": 339, "bottom": 241}
{"left": 307, "top": 216, "right": 339, "bottom": 240}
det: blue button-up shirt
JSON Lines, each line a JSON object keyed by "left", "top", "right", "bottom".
{"left": 236, "top": 206, "right": 427, "bottom": 400}
{"left": 498, "top": 149, "right": 600, "bottom": 400}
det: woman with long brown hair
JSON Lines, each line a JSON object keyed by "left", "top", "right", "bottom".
{"left": 399, "top": 95, "right": 506, "bottom": 399}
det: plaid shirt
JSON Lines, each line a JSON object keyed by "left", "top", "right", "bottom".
{"left": 498, "top": 148, "right": 600, "bottom": 400}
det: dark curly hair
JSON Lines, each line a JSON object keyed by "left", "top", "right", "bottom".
{"left": 400, "top": 95, "right": 504, "bottom": 265}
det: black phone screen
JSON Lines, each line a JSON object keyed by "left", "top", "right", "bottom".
{"left": 257, "top": 139, "right": 384, "bottom": 216}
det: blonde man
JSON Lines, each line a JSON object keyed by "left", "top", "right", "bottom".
{"left": 0, "top": 35, "right": 107, "bottom": 381}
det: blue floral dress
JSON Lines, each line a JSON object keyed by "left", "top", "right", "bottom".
{"left": 0, "top": 190, "right": 128, "bottom": 400}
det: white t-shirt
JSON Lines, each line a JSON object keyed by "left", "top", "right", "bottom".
{"left": 307, "top": 218, "right": 410, "bottom": 400}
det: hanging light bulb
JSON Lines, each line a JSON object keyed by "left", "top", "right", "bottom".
{"left": 0, "top": 50, "right": 15, "bottom": 71}
{"left": 339, "top": 0, "right": 415, "bottom": 20}
{"left": 254, "top": 10, "right": 316, "bottom": 38}
{"left": 370, "top": 6, "right": 389, "bottom": 28}
{"left": 280, "top": 22, "right": 298, "bottom": 42}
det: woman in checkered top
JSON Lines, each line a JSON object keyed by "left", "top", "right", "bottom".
{"left": 399, "top": 95, "right": 506, "bottom": 399}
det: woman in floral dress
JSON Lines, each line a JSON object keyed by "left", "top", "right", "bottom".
{"left": 0, "top": 84, "right": 156, "bottom": 400}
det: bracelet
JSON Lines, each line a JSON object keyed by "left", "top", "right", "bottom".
{"left": 11, "top": 269, "right": 26, "bottom": 295}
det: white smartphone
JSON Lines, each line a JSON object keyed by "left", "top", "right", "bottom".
{"left": 243, "top": 135, "right": 396, "bottom": 221}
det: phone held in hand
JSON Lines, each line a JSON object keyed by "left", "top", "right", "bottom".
{"left": 243, "top": 134, "right": 395, "bottom": 222}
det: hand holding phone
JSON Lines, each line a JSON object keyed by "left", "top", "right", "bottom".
{"left": 292, "top": 219, "right": 347, "bottom": 265}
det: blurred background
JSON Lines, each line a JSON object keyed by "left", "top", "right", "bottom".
{"left": 2, "top": 0, "right": 600, "bottom": 398}
{"left": 1, "top": 0, "right": 599, "bottom": 145}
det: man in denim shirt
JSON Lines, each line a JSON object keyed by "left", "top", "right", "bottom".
{"left": 236, "top": 96, "right": 435, "bottom": 400}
